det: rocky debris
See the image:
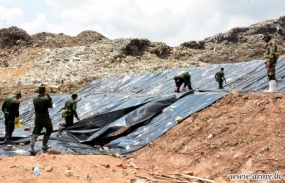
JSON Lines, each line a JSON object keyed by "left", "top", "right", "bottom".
{"left": 48, "top": 148, "right": 61, "bottom": 155}
{"left": 10, "top": 165, "right": 21, "bottom": 168}
{"left": 65, "top": 170, "right": 73, "bottom": 177}
{"left": 45, "top": 165, "right": 53, "bottom": 172}
{"left": 117, "top": 163, "right": 128, "bottom": 169}
{"left": 112, "top": 153, "right": 121, "bottom": 158}
{"left": 121, "top": 163, "right": 128, "bottom": 169}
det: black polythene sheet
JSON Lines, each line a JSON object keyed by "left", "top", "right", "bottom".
{"left": 57, "top": 92, "right": 189, "bottom": 143}
{"left": 1, "top": 59, "right": 285, "bottom": 157}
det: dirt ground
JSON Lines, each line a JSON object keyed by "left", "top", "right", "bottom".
{"left": 130, "top": 92, "right": 285, "bottom": 183}
{"left": 0, "top": 154, "right": 146, "bottom": 183}
{"left": 1, "top": 92, "right": 285, "bottom": 183}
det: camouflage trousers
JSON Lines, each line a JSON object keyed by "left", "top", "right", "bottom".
{"left": 65, "top": 115, "right": 74, "bottom": 128}
{"left": 217, "top": 79, "right": 224, "bottom": 89}
{"left": 32, "top": 118, "right": 53, "bottom": 139}
{"left": 267, "top": 66, "right": 276, "bottom": 80}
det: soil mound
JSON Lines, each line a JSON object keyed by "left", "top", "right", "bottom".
{"left": 130, "top": 92, "right": 285, "bottom": 182}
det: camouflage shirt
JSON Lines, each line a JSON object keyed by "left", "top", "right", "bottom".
{"left": 33, "top": 95, "right": 53, "bottom": 119}
{"left": 2, "top": 95, "right": 20, "bottom": 118}
{"left": 64, "top": 98, "right": 78, "bottom": 118}
{"left": 264, "top": 41, "right": 278, "bottom": 65}
{"left": 174, "top": 72, "right": 191, "bottom": 86}
{"left": 215, "top": 71, "right": 224, "bottom": 80}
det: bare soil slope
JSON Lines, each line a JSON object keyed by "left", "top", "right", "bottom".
{"left": 130, "top": 92, "right": 285, "bottom": 182}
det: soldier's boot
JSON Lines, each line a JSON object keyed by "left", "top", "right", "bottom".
{"left": 266, "top": 80, "right": 276, "bottom": 92}
{"left": 3, "top": 133, "right": 7, "bottom": 144}
{"left": 5, "top": 133, "right": 12, "bottom": 144}
{"left": 265, "top": 81, "right": 271, "bottom": 92}
{"left": 28, "top": 136, "right": 36, "bottom": 155}
{"left": 271, "top": 80, "right": 276, "bottom": 92}
{"left": 5, "top": 138, "right": 12, "bottom": 144}
{"left": 42, "top": 135, "right": 51, "bottom": 150}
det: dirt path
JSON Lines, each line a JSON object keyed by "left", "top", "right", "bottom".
{"left": 0, "top": 154, "right": 144, "bottom": 183}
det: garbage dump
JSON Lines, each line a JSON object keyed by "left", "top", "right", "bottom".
{"left": 1, "top": 58, "right": 285, "bottom": 156}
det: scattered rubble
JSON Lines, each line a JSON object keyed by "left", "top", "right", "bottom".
{"left": 45, "top": 165, "right": 53, "bottom": 172}
{"left": 47, "top": 148, "right": 61, "bottom": 155}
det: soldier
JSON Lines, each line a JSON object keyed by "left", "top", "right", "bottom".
{"left": 263, "top": 33, "right": 278, "bottom": 92}
{"left": 1, "top": 90, "right": 21, "bottom": 144}
{"left": 63, "top": 93, "right": 80, "bottom": 127}
{"left": 173, "top": 71, "right": 193, "bottom": 92}
{"left": 29, "top": 86, "right": 53, "bottom": 154}
{"left": 215, "top": 68, "right": 227, "bottom": 89}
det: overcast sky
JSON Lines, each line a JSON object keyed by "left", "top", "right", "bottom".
{"left": 0, "top": 0, "right": 285, "bottom": 46}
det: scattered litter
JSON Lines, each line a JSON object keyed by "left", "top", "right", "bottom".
{"left": 175, "top": 116, "right": 183, "bottom": 123}
{"left": 33, "top": 166, "right": 40, "bottom": 176}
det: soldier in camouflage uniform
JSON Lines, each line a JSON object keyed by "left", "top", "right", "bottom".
{"left": 29, "top": 86, "right": 53, "bottom": 154}
{"left": 173, "top": 71, "right": 193, "bottom": 92}
{"left": 1, "top": 90, "right": 21, "bottom": 144}
{"left": 63, "top": 93, "right": 80, "bottom": 127}
{"left": 263, "top": 33, "right": 278, "bottom": 92}
{"left": 215, "top": 68, "right": 227, "bottom": 89}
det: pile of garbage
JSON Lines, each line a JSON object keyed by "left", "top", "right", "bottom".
{"left": 32, "top": 30, "right": 106, "bottom": 48}
{"left": 0, "top": 26, "right": 33, "bottom": 48}
{"left": 14, "top": 38, "right": 206, "bottom": 86}
{"left": 1, "top": 16, "right": 285, "bottom": 87}
{"left": 172, "top": 15, "right": 285, "bottom": 62}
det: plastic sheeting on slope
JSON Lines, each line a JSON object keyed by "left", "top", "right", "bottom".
{"left": 1, "top": 59, "right": 285, "bottom": 157}
{"left": 57, "top": 92, "right": 191, "bottom": 143}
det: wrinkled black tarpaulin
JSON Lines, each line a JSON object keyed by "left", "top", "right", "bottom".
{"left": 1, "top": 59, "right": 285, "bottom": 156}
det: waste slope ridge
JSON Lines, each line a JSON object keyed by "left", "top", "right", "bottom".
{"left": 1, "top": 59, "right": 285, "bottom": 157}
{"left": 2, "top": 15, "right": 285, "bottom": 87}
{"left": 130, "top": 92, "right": 285, "bottom": 182}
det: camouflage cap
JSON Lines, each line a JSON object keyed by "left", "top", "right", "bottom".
{"left": 38, "top": 86, "right": 46, "bottom": 93}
